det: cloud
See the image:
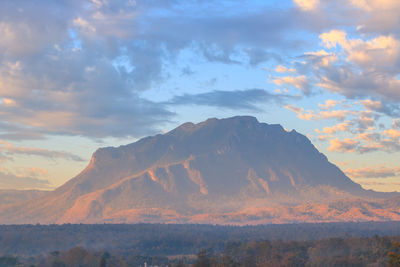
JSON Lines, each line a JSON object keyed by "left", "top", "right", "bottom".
{"left": 354, "top": 111, "right": 377, "bottom": 131}
{"left": 247, "top": 49, "right": 281, "bottom": 66}
{"left": 286, "top": 97, "right": 400, "bottom": 154}
{"left": 393, "top": 119, "right": 400, "bottom": 128}
{"left": 350, "top": 0, "right": 400, "bottom": 11}
{"left": 328, "top": 133, "right": 400, "bottom": 154}
{"left": 318, "top": 99, "right": 342, "bottom": 110}
{"left": 275, "top": 24, "right": 400, "bottom": 157}
{"left": 1, "top": 0, "right": 399, "bottom": 143}
{"left": 275, "top": 24, "right": 400, "bottom": 106}
{"left": 349, "top": 0, "right": 400, "bottom": 34}
{"left": 273, "top": 75, "right": 310, "bottom": 94}
{"left": 0, "top": 0, "right": 338, "bottom": 140}
{"left": 357, "top": 132, "right": 381, "bottom": 142}
{"left": 328, "top": 138, "right": 359, "bottom": 153}
{"left": 0, "top": 50, "right": 174, "bottom": 138}
{"left": 317, "top": 134, "right": 333, "bottom": 141}
{"left": 73, "top": 17, "right": 96, "bottom": 33}
{"left": 168, "top": 89, "right": 293, "bottom": 111}
{"left": 357, "top": 181, "right": 400, "bottom": 187}
{"left": 303, "top": 50, "right": 338, "bottom": 67}
{"left": 0, "top": 163, "right": 51, "bottom": 190}
{"left": 275, "top": 65, "right": 296, "bottom": 73}
{"left": 0, "top": 154, "right": 52, "bottom": 190}
{"left": 0, "top": 141, "right": 84, "bottom": 161}
{"left": 384, "top": 129, "right": 400, "bottom": 139}
{"left": 293, "top": 0, "right": 320, "bottom": 11}
{"left": 0, "top": 171, "right": 51, "bottom": 190}
{"left": 0, "top": 1, "right": 165, "bottom": 139}
{"left": 181, "top": 66, "right": 195, "bottom": 76}
{"left": 320, "top": 121, "right": 352, "bottom": 134}
{"left": 313, "top": 30, "right": 400, "bottom": 101}
{"left": 22, "top": 167, "right": 48, "bottom": 177}
{"left": 360, "top": 100, "right": 382, "bottom": 112}
{"left": 285, "top": 104, "right": 354, "bottom": 121}
{"left": 345, "top": 166, "right": 400, "bottom": 178}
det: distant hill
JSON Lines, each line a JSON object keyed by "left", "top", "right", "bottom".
{"left": 0, "top": 116, "right": 398, "bottom": 224}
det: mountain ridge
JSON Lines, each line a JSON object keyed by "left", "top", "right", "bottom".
{"left": 0, "top": 116, "right": 398, "bottom": 224}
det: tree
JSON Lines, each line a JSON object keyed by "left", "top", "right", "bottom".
{"left": 51, "top": 259, "right": 67, "bottom": 267}
{"left": 194, "top": 249, "right": 211, "bottom": 267}
{"left": 0, "top": 256, "right": 17, "bottom": 267}
{"left": 99, "top": 252, "right": 110, "bottom": 267}
{"left": 388, "top": 242, "right": 400, "bottom": 267}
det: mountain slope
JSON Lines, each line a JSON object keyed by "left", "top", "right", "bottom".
{"left": 0, "top": 116, "right": 398, "bottom": 224}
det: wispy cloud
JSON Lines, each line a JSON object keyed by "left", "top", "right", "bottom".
{"left": 0, "top": 141, "right": 85, "bottom": 161}
{"left": 167, "top": 89, "right": 295, "bottom": 111}
{"left": 345, "top": 166, "right": 400, "bottom": 178}
{"left": 0, "top": 170, "right": 52, "bottom": 190}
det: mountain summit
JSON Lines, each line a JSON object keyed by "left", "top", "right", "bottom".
{"left": 0, "top": 116, "right": 398, "bottom": 224}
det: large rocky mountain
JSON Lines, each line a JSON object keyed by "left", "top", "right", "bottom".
{"left": 0, "top": 116, "right": 399, "bottom": 224}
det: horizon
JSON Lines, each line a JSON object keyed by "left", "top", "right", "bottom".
{"left": 0, "top": 0, "right": 399, "bottom": 193}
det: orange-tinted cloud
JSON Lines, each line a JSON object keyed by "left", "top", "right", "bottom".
{"left": 345, "top": 166, "right": 400, "bottom": 178}
{"left": 328, "top": 138, "right": 359, "bottom": 153}
{"left": 274, "top": 75, "right": 310, "bottom": 94}
{"left": 321, "top": 121, "right": 351, "bottom": 134}
{"left": 293, "top": 0, "right": 319, "bottom": 11}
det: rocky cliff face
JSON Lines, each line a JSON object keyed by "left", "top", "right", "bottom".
{"left": 0, "top": 116, "right": 398, "bottom": 224}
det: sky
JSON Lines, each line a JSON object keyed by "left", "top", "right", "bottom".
{"left": 0, "top": 0, "right": 400, "bottom": 192}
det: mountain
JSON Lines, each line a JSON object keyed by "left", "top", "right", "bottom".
{"left": 0, "top": 116, "right": 398, "bottom": 224}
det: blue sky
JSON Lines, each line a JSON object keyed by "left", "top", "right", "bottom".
{"left": 0, "top": 0, "right": 400, "bottom": 191}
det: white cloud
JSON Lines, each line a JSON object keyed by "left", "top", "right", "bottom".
{"left": 320, "top": 30, "right": 347, "bottom": 49}
{"left": 320, "top": 30, "right": 400, "bottom": 71}
{"left": 281, "top": 28, "right": 400, "bottom": 105}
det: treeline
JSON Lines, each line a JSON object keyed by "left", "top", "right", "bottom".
{"left": 0, "top": 247, "right": 171, "bottom": 267}
{"left": 189, "top": 236, "right": 400, "bottom": 267}
{"left": 1, "top": 221, "right": 400, "bottom": 256}
{"left": 1, "top": 236, "right": 400, "bottom": 267}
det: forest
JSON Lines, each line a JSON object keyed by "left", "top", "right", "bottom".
{"left": 1, "top": 222, "right": 400, "bottom": 266}
{"left": 1, "top": 236, "right": 400, "bottom": 266}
